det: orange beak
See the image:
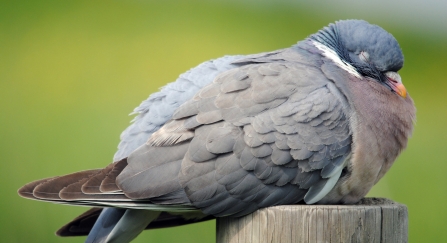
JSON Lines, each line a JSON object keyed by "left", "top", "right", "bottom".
{"left": 385, "top": 72, "right": 407, "bottom": 98}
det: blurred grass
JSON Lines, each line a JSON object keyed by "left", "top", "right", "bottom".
{"left": 1, "top": 0, "right": 446, "bottom": 242}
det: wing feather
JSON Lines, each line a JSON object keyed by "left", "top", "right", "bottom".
{"left": 19, "top": 52, "right": 353, "bottom": 222}
{"left": 170, "top": 62, "right": 352, "bottom": 216}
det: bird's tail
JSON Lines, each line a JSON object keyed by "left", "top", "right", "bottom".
{"left": 17, "top": 158, "right": 212, "bottom": 242}
{"left": 84, "top": 208, "right": 160, "bottom": 243}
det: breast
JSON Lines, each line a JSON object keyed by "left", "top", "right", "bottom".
{"left": 321, "top": 76, "right": 415, "bottom": 204}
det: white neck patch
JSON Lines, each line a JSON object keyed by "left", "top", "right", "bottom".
{"left": 312, "top": 40, "right": 362, "bottom": 79}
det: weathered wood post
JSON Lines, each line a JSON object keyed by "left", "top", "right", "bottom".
{"left": 216, "top": 198, "right": 407, "bottom": 243}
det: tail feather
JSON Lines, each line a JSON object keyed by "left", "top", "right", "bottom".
{"left": 33, "top": 169, "right": 101, "bottom": 200}
{"left": 59, "top": 176, "right": 129, "bottom": 201}
{"left": 18, "top": 160, "right": 127, "bottom": 202}
{"left": 85, "top": 208, "right": 126, "bottom": 243}
{"left": 18, "top": 157, "right": 203, "bottom": 243}
{"left": 82, "top": 164, "right": 115, "bottom": 194}
{"left": 105, "top": 209, "right": 160, "bottom": 243}
{"left": 60, "top": 176, "right": 91, "bottom": 200}
{"left": 18, "top": 176, "right": 58, "bottom": 200}
{"left": 58, "top": 208, "right": 214, "bottom": 237}
{"left": 100, "top": 159, "right": 127, "bottom": 193}
{"left": 17, "top": 159, "right": 198, "bottom": 209}
{"left": 57, "top": 207, "right": 103, "bottom": 237}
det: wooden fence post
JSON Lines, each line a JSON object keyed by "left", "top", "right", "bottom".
{"left": 216, "top": 198, "right": 407, "bottom": 243}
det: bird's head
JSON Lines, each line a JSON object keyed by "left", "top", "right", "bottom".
{"left": 310, "top": 19, "right": 407, "bottom": 98}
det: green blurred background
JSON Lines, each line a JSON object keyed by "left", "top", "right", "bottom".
{"left": 1, "top": 0, "right": 446, "bottom": 242}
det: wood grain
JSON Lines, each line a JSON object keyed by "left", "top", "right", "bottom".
{"left": 216, "top": 198, "right": 407, "bottom": 243}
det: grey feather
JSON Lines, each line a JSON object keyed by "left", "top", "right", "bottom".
{"left": 220, "top": 75, "right": 250, "bottom": 93}
{"left": 82, "top": 166, "right": 113, "bottom": 194}
{"left": 100, "top": 159, "right": 127, "bottom": 193}
{"left": 117, "top": 143, "right": 189, "bottom": 199}
{"left": 182, "top": 116, "right": 202, "bottom": 130}
{"left": 250, "top": 144, "right": 273, "bottom": 158}
{"left": 198, "top": 83, "right": 221, "bottom": 99}
{"left": 205, "top": 126, "right": 240, "bottom": 154}
{"left": 18, "top": 20, "right": 416, "bottom": 243}
{"left": 105, "top": 210, "right": 160, "bottom": 243}
{"left": 297, "top": 171, "right": 321, "bottom": 189}
{"left": 171, "top": 100, "right": 200, "bottom": 120}
{"left": 196, "top": 110, "right": 223, "bottom": 124}
{"left": 187, "top": 136, "right": 217, "bottom": 162}
{"left": 147, "top": 56, "right": 355, "bottom": 216}
{"left": 114, "top": 55, "right": 242, "bottom": 161}
{"left": 304, "top": 165, "right": 344, "bottom": 204}
{"left": 238, "top": 147, "right": 259, "bottom": 170}
{"left": 271, "top": 146, "right": 293, "bottom": 165}
{"left": 85, "top": 208, "right": 126, "bottom": 243}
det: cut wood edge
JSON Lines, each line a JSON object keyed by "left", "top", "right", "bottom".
{"left": 216, "top": 197, "right": 408, "bottom": 243}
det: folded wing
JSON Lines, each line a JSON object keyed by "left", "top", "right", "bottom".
{"left": 118, "top": 61, "right": 352, "bottom": 216}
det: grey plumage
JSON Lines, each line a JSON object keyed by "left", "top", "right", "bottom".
{"left": 18, "top": 19, "right": 415, "bottom": 243}
{"left": 114, "top": 56, "right": 242, "bottom": 161}
{"left": 104, "top": 210, "right": 160, "bottom": 243}
{"left": 85, "top": 208, "right": 125, "bottom": 243}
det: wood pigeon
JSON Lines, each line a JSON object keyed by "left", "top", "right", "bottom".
{"left": 18, "top": 19, "right": 415, "bottom": 243}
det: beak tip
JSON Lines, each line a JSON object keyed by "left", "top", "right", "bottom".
{"left": 396, "top": 83, "right": 407, "bottom": 98}
{"left": 385, "top": 72, "right": 407, "bottom": 98}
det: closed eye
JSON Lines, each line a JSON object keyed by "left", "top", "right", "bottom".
{"left": 359, "top": 51, "right": 370, "bottom": 63}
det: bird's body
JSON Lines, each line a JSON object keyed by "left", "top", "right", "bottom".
{"left": 19, "top": 20, "right": 415, "bottom": 243}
